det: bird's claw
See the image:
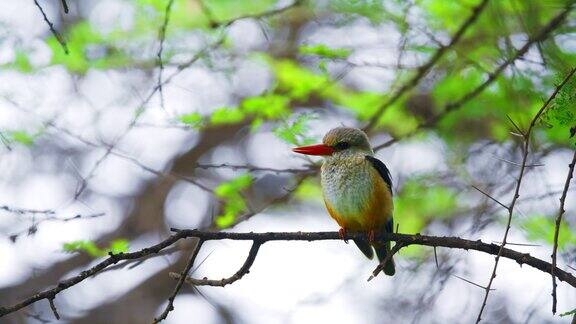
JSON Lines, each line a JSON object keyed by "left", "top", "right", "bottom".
{"left": 368, "top": 229, "right": 375, "bottom": 244}
{"left": 339, "top": 228, "right": 349, "bottom": 243}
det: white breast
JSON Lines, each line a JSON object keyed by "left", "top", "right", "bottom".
{"left": 321, "top": 157, "right": 375, "bottom": 226}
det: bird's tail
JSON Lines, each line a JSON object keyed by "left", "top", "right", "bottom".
{"left": 374, "top": 240, "right": 395, "bottom": 276}
{"left": 353, "top": 238, "right": 374, "bottom": 259}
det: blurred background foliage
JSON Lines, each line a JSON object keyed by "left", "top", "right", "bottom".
{"left": 1, "top": 0, "right": 575, "bottom": 323}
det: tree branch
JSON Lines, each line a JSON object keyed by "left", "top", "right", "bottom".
{"left": 2, "top": 229, "right": 575, "bottom": 320}
{"left": 363, "top": 0, "right": 490, "bottom": 132}
{"left": 552, "top": 148, "right": 576, "bottom": 314}
{"left": 368, "top": 242, "right": 404, "bottom": 281}
{"left": 373, "top": 4, "right": 574, "bottom": 152}
{"left": 170, "top": 241, "right": 262, "bottom": 287}
{"left": 33, "top": 0, "right": 68, "bottom": 54}
{"left": 475, "top": 67, "right": 576, "bottom": 323}
{"left": 153, "top": 239, "right": 204, "bottom": 323}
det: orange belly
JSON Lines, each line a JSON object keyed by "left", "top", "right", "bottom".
{"left": 322, "top": 164, "right": 393, "bottom": 231}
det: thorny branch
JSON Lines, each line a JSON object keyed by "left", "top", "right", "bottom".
{"left": 551, "top": 149, "right": 576, "bottom": 314}
{"left": 1, "top": 229, "right": 576, "bottom": 320}
{"left": 373, "top": 4, "right": 574, "bottom": 152}
{"left": 33, "top": 0, "right": 68, "bottom": 54}
{"left": 153, "top": 239, "right": 204, "bottom": 324}
{"left": 169, "top": 241, "right": 261, "bottom": 287}
{"left": 475, "top": 67, "right": 576, "bottom": 323}
{"left": 363, "top": 0, "right": 490, "bottom": 132}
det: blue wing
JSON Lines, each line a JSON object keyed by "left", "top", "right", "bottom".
{"left": 365, "top": 155, "right": 396, "bottom": 275}
{"left": 365, "top": 155, "right": 393, "bottom": 194}
{"left": 365, "top": 155, "right": 394, "bottom": 232}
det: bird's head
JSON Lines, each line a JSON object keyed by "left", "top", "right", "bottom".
{"left": 292, "top": 127, "right": 373, "bottom": 160}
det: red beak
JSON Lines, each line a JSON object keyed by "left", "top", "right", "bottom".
{"left": 292, "top": 144, "right": 334, "bottom": 156}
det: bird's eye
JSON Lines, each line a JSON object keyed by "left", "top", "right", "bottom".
{"left": 334, "top": 141, "right": 350, "bottom": 150}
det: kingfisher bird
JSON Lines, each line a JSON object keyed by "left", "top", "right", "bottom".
{"left": 293, "top": 127, "right": 395, "bottom": 276}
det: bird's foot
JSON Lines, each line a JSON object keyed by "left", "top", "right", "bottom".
{"left": 367, "top": 229, "right": 376, "bottom": 244}
{"left": 338, "top": 228, "right": 349, "bottom": 243}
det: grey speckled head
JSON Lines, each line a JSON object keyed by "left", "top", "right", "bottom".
{"left": 323, "top": 127, "right": 372, "bottom": 154}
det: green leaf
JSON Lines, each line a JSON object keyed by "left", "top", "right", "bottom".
{"left": 518, "top": 215, "right": 576, "bottom": 248}
{"left": 108, "top": 239, "right": 130, "bottom": 255}
{"left": 13, "top": 51, "right": 33, "bottom": 73}
{"left": 392, "top": 179, "right": 456, "bottom": 258}
{"left": 270, "top": 59, "right": 329, "bottom": 100}
{"left": 560, "top": 308, "right": 576, "bottom": 317}
{"left": 541, "top": 74, "right": 576, "bottom": 145}
{"left": 329, "top": 0, "right": 386, "bottom": 24}
{"left": 318, "top": 60, "right": 329, "bottom": 75}
{"left": 178, "top": 112, "right": 204, "bottom": 128}
{"left": 201, "top": 0, "right": 278, "bottom": 23}
{"left": 210, "top": 107, "right": 245, "bottom": 125}
{"left": 273, "top": 113, "right": 318, "bottom": 146}
{"left": 331, "top": 91, "right": 382, "bottom": 120}
{"left": 63, "top": 240, "right": 105, "bottom": 257}
{"left": 215, "top": 174, "right": 253, "bottom": 197}
{"left": 250, "top": 118, "right": 264, "bottom": 132}
{"left": 48, "top": 22, "right": 103, "bottom": 73}
{"left": 63, "top": 238, "right": 130, "bottom": 257}
{"left": 214, "top": 174, "right": 253, "bottom": 228}
{"left": 242, "top": 94, "right": 290, "bottom": 119}
{"left": 395, "top": 179, "right": 457, "bottom": 231}
{"left": 299, "top": 44, "right": 352, "bottom": 59}
{"left": 9, "top": 131, "right": 34, "bottom": 146}
{"left": 215, "top": 211, "right": 237, "bottom": 228}
{"left": 294, "top": 178, "right": 322, "bottom": 201}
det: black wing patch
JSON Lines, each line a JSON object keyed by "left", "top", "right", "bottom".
{"left": 365, "top": 155, "right": 393, "bottom": 194}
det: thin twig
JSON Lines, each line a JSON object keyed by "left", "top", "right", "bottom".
{"left": 195, "top": 163, "right": 314, "bottom": 174}
{"left": 8, "top": 212, "right": 106, "bottom": 242}
{"left": 60, "top": 0, "right": 69, "bottom": 13}
{"left": 471, "top": 185, "right": 508, "bottom": 210}
{"left": 368, "top": 242, "right": 404, "bottom": 281}
{"left": 489, "top": 155, "right": 544, "bottom": 168}
{"left": 491, "top": 241, "right": 540, "bottom": 247}
{"left": 170, "top": 241, "right": 261, "bottom": 287}
{"left": 47, "top": 297, "right": 60, "bottom": 320}
{"left": 452, "top": 274, "right": 493, "bottom": 291}
{"left": 33, "top": 0, "right": 69, "bottom": 54}
{"left": 363, "top": 0, "right": 490, "bottom": 132}
{"left": 73, "top": 32, "right": 225, "bottom": 198}
{"left": 0, "top": 205, "right": 55, "bottom": 215}
{"left": 1, "top": 229, "right": 576, "bottom": 318}
{"left": 552, "top": 149, "right": 576, "bottom": 314}
{"left": 156, "top": 0, "right": 175, "bottom": 113}
{"left": 475, "top": 67, "right": 576, "bottom": 323}
{"left": 506, "top": 114, "right": 524, "bottom": 136}
{"left": 0, "top": 131, "right": 11, "bottom": 151}
{"left": 153, "top": 239, "right": 204, "bottom": 323}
